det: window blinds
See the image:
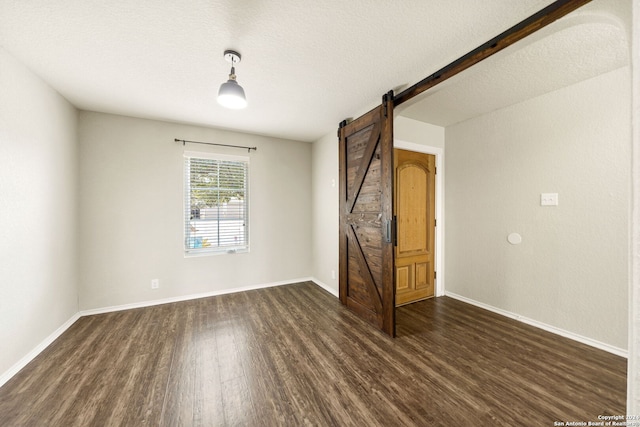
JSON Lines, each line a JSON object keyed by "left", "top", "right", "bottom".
{"left": 184, "top": 153, "right": 249, "bottom": 254}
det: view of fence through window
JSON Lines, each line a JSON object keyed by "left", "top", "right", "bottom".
{"left": 184, "top": 155, "right": 248, "bottom": 253}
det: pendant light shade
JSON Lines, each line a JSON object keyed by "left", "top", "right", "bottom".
{"left": 217, "top": 50, "right": 247, "bottom": 109}
{"left": 218, "top": 76, "right": 247, "bottom": 109}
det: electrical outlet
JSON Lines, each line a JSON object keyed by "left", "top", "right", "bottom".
{"left": 151, "top": 279, "right": 159, "bottom": 289}
{"left": 331, "top": 270, "right": 336, "bottom": 280}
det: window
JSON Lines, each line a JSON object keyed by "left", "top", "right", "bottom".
{"left": 184, "top": 151, "right": 249, "bottom": 255}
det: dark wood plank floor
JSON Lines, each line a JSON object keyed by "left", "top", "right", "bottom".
{"left": 0, "top": 281, "right": 626, "bottom": 426}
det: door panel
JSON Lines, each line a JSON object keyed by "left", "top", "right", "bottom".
{"left": 339, "top": 93, "right": 395, "bottom": 336}
{"left": 394, "top": 149, "right": 436, "bottom": 306}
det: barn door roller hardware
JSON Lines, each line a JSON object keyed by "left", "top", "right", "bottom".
{"left": 382, "top": 90, "right": 394, "bottom": 118}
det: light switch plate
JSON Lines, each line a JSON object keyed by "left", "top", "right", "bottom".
{"left": 540, "top": 193, "right": 559, "bottom": 206}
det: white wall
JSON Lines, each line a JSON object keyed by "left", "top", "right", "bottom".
{"left": 445, "top": 66, "right": 631, "bottom": 350}
{"left": 78, "top": 112, "right": 312, "bottom": 310}
{"left": 628, "top": 0, "right": 640, "bottom": 412}
{"left": 311, "top": 131, "right": 339, "bottom": 294}
{"left": 395, "top": 116, "right": 445, "bottom": 149}
{"left": 0, "top": 48, "right": 79, "bottom": 379}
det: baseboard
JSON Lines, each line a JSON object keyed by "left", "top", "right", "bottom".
{"left": 310, "top": 278, "right": 339, "bottom": 298}
{"left": 445, "top": 291, "right": 628, "bottom": 358}
{"left": 0, "top": 312, "right": 81, "bottom": 389}
{"left": 80, "top": 277, "right": 315, "bottom": 316}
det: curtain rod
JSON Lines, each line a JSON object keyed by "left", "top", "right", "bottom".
{"left": 175, "top": 138, "right": 257, "bottom": 152}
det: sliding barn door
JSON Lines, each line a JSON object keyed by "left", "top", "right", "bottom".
{"left": 339, "top": 92, "right": 395, "bottom": 337}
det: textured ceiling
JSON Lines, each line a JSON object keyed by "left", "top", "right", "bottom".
{"left": 0, "top": 0, "right": 630, "bottom": 142}
{"left": 398, "top": 0, "right": 630, "bottom": 126}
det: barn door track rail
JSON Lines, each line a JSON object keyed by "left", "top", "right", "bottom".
{"left": 393, "top": 0, "right": 592, "bottom": 107}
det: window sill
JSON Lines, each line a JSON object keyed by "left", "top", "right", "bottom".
{"left": 184, "top": 247, "right": 249, "bottom": 258}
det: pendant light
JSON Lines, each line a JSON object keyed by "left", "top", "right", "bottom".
{"left": 217, "top": 50, "right": 247, "bottom": 109}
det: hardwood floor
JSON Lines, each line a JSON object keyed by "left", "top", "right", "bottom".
{"left": 0, "top": 281, "right": 626, "bottom": 426}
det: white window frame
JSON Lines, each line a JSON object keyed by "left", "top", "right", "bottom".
{"left": 183, "top": 151, "right": 249, "bottom": 256}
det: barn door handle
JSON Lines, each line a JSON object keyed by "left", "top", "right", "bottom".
{"left": 385, "top": 218, "right": 397, "bottom": 244}
{"left": 384, "top": 219, "right": 392, "bottom": 243}
{"left": 384, "top": 217, "right": 397, "bottom": 245}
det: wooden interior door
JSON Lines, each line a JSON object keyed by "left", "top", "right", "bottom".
{"left": 339, "top": 92, "right": 395, "bottom": 336}
{"left": 394, "top": 149, "right": 436, "bottom": 306}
